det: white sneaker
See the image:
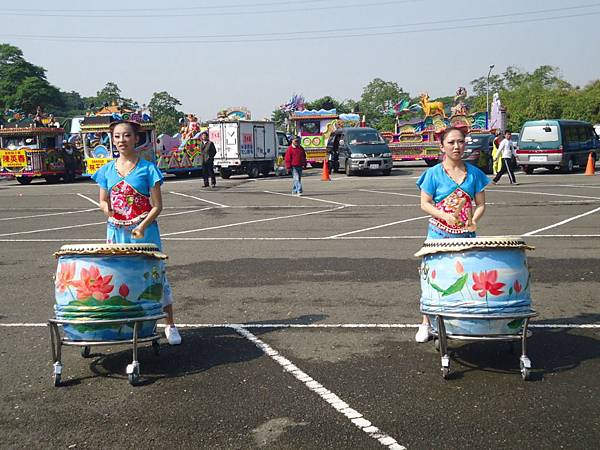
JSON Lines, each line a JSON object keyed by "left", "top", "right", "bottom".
{"left": 415, "top": 324, "right": 431, "bottom": 343}
{"left": 165, "top": 325, "right": 182, "bottom": 345}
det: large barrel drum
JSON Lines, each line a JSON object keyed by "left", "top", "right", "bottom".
{"left": 54, "top": 244, "right": 167, "bottom": 341}
{"left": 415, "top": 237, "right": 534, "bottom": 336}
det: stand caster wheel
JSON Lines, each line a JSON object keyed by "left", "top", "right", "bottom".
{"left": 52, "top": 362, "right": 62, "bottom": 387}
{"left": 520, "top": 356, "right": 532, "bottom": 381}
{"left": 442, "top": 367, "right": 450, "bottom": 379}
{"left": 521, "top": 368, "right": 530, "bottom": 380}
{"left": 81, "top": 346, "right": 91, "bottom": 358}
{"left": 126, "top": 363, "right": 140, "bottom": 385}
{"left": 152, "top": 340, "right": 160, "bottom": 356}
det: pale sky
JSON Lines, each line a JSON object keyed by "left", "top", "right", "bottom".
{"left": 3, "top": 0, "right": 600, "bottom": 120}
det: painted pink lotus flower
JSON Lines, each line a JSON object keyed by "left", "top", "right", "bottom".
{"left": 472, "top": 270, "right": 505, "bottom": 298}
{"left": 513, "top": 280, "right": 522, "bottom": 294}
{"left": 119, "top": 283, "right": 130, "bottom": 298}
{"left": 431, "top": 269, "right": 436, "bottom": 279}
{"left": 455, "top": 260, "right": 464, "bottom": 274}
{"left": 72, "top": 265, "right": 114, "bottom": 301}
{"left": 56, "top": 262, "right": 76, "bottom": 293}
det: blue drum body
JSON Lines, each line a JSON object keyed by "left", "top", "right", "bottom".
{"left": 54, "top": 244, "right": 166, "bottom": 341}
{"left": 417, "top": 237, "right": 533, "bottom": 336}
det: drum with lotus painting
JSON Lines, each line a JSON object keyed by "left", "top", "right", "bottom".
{"left": 54, "top": 244, "right": 167, "bottom": 341}
{"left": 415, "top": 237, "right": 534, "bottom": 336}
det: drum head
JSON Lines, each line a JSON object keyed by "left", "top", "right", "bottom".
{"left": 54, "top": 243, "right": 167, "bottom": 259}
{"left": 414, "top": 236, "right": 534, "bottom": 257}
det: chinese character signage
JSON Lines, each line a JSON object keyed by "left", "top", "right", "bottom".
{"left": 0, "top": 149, "right": 28, "bottom": 168}
{"left": 86, "top": 158, "right": 112, "bottom": 175}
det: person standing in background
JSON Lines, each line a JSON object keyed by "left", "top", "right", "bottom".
{"left": 492, "top": 130, "right": 518, "bottom": 185}
{"left": 200, "top": 131, "right": 217, "bottom": 188}
{"left": 285, "top": 136, "right": 307, "bottom": 196}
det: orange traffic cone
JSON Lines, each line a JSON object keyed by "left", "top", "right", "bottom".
{"left": 322, "top": 159, "right": 331, "bottom": 181}
{"left": 585, "top": 152, "right": 596, "bottom": 176}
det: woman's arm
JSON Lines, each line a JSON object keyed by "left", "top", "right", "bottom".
{"left": 132, "top": 183, "right": 163, "bottom": 239}
{"left": 98, "top": 188, "right": 113, "bottom": 218}
{"left": 471, "top": 190, "right": 486, "bottom": 228}
{"left": 420, "top": 190, "right": 458, "bottom": 225}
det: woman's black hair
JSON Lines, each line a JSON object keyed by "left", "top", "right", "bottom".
{"left": 439, "top": 126, "right": 466, "bottom": 144}
{"left": 109, "top": 120, "right": 141, "bottom": 135}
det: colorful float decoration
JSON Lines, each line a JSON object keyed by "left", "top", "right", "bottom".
{"left": 79, "top": 104, "right": 156, "bottom": 176}
{"left": 0, "top": 109, "right": 78, "bottom": 184}
{"left": 291, "top": 109, "right": 361, "bottom": 165}
{"left": 381, "top": 88, "right": 490, "bottom": 165}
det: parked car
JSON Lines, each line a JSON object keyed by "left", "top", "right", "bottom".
{"left": 326, "top": 127, "right": 393, "bottom": 176}
{"left": 517, "top": 120, "right": 599, "bottom": 174}
{"left": 464, "top": 133, "right": 494, "bottom": 174}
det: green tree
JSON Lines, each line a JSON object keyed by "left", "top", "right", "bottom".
{"left": 305, "top": 95, "right": 350, "bottom": 113}
{"left": 148, "top": 91, "right": 184, "bottom": 135}
{"left": 9, "top": 76, "right": 64, "bottom": 113}
{"left": 86, "top": 82, "right": 138, "bottom": 111}
{"left": 359, "top": 78, "right": 406, "bottom": 130}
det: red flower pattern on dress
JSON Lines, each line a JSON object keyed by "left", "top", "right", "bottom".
{"left": 431, "top": 188, "right": 473, "bottom": 234}
{"left": 513, "top": 279, "right": 522, "bottom": 294}
{"left": 109, "top": 180, "right": 152, "bottom": 226}
{"left": 71, "top": 265, "right": 114, "bottom": 301}
{"left": 56, "top": 262, "right": 76, "bottom": 293}
{"left": 472, "top": 270, "right": 505, "bottom": 298}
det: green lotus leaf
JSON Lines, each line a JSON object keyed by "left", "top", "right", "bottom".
{"left": 137, "top": 283, "right": 163, "bottom": 302}
{"left": 442, "top": 273, "right": 468, "bottom": 297}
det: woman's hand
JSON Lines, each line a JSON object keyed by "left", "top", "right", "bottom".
{"left": 101, "top": 205, "right": 113, "bottom": 218}
{"left": 131, "top": 226, "right": 145, "bottom": 239}
{"left": 444, "top": 212, "right": 459, "bottom": 226}
{"left": 467, "top": 221, "right": 477, "bottom": 232}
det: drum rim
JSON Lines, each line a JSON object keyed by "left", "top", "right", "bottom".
{"left": 54, "top": 243, "right": 167, "bottom": 259}
{"left": 414, "top": 235, "right": 534, "bottom": 257}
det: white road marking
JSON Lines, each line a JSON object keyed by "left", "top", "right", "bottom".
{"left": 0, "top": 208, "right": 97, "bottom": 222}
{"left": 232, "top": 325, "right": 406, "bottom": 450}
{"left": 2, "top": 323, "right": 597, "bottom": 329}
{"left": 522, "top": 206, "right": 600, "bottom": 236}
{"left": 161, "top": 206, "right": 345, "bottom": 237}
{"left": 77, "top": 193, "right": 100, "bottom": 206}
{"left": 0, "top": 221, "right": 105, "bottom": 237}
{"left": 264, "top": 190, "right": 354, "bottom": 206}
{"left": 359, "top": 189, "right": 420, "bottom": 198}
{"left": 327, "top": 216, "right": 429, "bottom": 238}
{"left": 169, "top": 191, "right": 230, "bottom": 208}
{"left": 489, "top": 188, "right": 600, "bottom": 200}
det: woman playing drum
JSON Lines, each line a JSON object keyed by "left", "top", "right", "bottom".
{"left": 91, "top": 121, "right": 182, "bottom": 345}
{"left": 414, "top": 127, "right": 490, "bottom": 342}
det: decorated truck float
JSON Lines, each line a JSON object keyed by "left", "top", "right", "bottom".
{"left": 290, "top": 109, "right": 361, "bottom": 166}
{"left": 0, "top": 118, "right": 76, "bottom": 184}
{"left": 79, "top": 105, "right": 156, "bottom": 176}
{"left": 382, "top": 89, "right": 501, "bottom": 165}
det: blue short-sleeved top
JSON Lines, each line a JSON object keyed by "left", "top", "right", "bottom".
{"left": 416, "top": 162, "right": 489, "bottom": 204}
{"left": 91, "top": 158, "right": 163, "bottom": 194}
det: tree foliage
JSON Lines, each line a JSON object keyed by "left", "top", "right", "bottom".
{"left": 148, "top": 91, "right": 184, "bottom": 135}
{"left": 359, "top": 78, "right": 406, "bottom": 130}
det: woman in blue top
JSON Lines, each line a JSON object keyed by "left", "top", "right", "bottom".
{"left": 91, "top": 121, "right": 181, "bottom": 345}
{"left": 415, "top": 127, "right": 489, "bottom": 341}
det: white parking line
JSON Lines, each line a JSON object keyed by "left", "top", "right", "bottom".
{"left": 0, "top": 208, "right": 97, "bottom": 222}
{"left": 0, "top": 221, "right": 106, "bottom": 237}
{"left": 523, "top": 206, "right": 600, "bottom": 236}
{"left": 161, "top": 205, "right": 346, "bottom": 237}
{"left": 233, "top": 325, "right": 406, "bottom": 450}
{"left": 264, "top": 190, "right": 354, "bottom": 206}
{"left": 169, "top": 191, "right": 230, "bottom": 208}
{"left": 77, "top": 193, "right": 100, "bottom": 207}
{"left": 489, "top": 189, "right": 600, "bottom": 200}
{"left": 327, "top": 216, "right": 429, "bottom": 238}
{"left": 1, "top": 322, "right": 598, "bottom": 329}
{"left": 359, "top": 189, "right": 420, "bottom": 198}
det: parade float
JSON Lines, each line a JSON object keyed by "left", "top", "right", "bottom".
{"left": 155, "top": 107, "right": 252, "bottom": 176}
{"left": 0, "top": 108, "right": 78, "bottom": 184}
{"left": 79, "top": 104, "right": 156, "bottom": 176}
{"left": 279, "top": 94, "right": 362, "bottom": 166}
{"left": 382, "top": 88, "right": 496, "bottom": 165}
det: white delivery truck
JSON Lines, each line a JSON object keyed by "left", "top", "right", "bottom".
{"left": 209, "top": 120, "right": 277, "bottom": 179}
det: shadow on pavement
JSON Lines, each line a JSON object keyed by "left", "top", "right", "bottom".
{"left": 442, "top": 328, "right": 599, "bottom": 381}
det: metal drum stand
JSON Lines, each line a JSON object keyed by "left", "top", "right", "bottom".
{"left": 423, "top": 310, "right": 538, "bottom": 380}
{"left": 48, "top": 314, "right": 166, "bottom": 386}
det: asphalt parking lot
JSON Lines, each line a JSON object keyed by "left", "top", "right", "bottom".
{"left": 1, "top": 163, "right": 599, "bottom": 449}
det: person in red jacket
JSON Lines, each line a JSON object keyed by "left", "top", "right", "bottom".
{"left": 284, "top": 136, "right": 307, "bottom": 196}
